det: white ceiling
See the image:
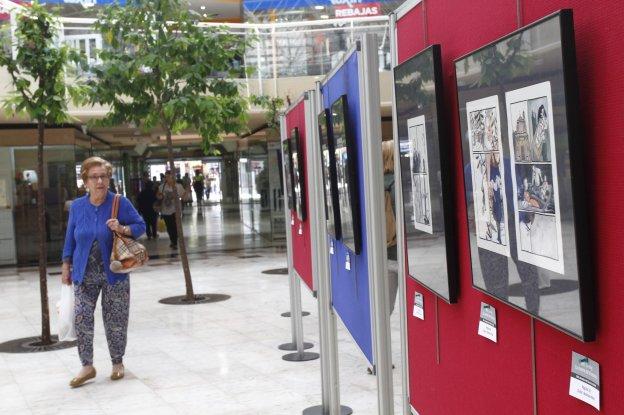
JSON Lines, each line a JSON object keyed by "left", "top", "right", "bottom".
{"left": 187, "top": 0, "right": 242, "bottom": 20}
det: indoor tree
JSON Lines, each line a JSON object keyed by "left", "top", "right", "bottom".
{"left": 0, "top": 2, "right": 86, "bottom": 348}
{"left": 89, "top": 0, "right": 250, "bottom": 303}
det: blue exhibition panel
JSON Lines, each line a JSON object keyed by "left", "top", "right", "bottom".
{"left": 321, "top": 52, "right": 373, "bottom": 364}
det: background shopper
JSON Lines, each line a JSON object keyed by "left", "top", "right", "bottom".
{"left": 157, "top": 171, "right": 185, "bottom": 249}
{"left": 193, "top": 169, "right": 205, "bottom": 206}
{"left": 382, "top": 140, "right": 399, "bottom": 314}
{"left": 137, "top": 178, "right": 159, "bottom": 239}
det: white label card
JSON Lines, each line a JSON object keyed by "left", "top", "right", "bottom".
{"left": 329, "top": 240, "right": 334, "bottom": 255}
{"left": 345, "top": 254, "right": 351, "bottom": 271}
{"left": 412, "top": 292, "right": 424, "bottom": 320}
{"left": 477, "top": 302, "right": 497, "bottom": 343}
{"left": 569, "top": 352, "right": 600, "bottom": 410}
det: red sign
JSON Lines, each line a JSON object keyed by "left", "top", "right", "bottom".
{"left": 334, "top": 2, "right": 381, "bottom": 19}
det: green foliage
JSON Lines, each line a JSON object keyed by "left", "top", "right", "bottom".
{"left": 250, "top": 95, "right": 285, "bottom": 132}
{"left": 89, "top": 0, "right": 250, "bottom": 152}
{"left": 470, "top": 34, "right": 532, "bottom": 87}
{"left": 0, "top": 2, "right": 87, "bottom": 123}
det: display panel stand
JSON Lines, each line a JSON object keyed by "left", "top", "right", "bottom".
{"left": 359, "top": 33, "right": 394, "bottom": 414}
{"left": 300, "top": 89, "right": 353, "bottom": 415}
{"left": 280, "top": 311, "right": 310, "bottom": 318}
{"left": 279, "top": 113, "right": 319, "bottom": 362}
{"left": 389, "top": 11, "right": 412, "bottom": 415}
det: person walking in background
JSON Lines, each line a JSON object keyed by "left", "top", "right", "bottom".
{"left": 182, "top": 172, "right": 192, "bottom": 207}
{"left": 61, "top": 156, "right": 145, "bottom": 388}
{"left": 157, "top": 171, "right": 185, "bottom": 249}
{"left": 109, "top": 177, "right": 117, "bottom": 194}
{"left": 193, "top": 169, "right": 205, "bottom": 206}
{"left": 137, "top": 177, "right": 158, "bottom": 239}
{"left": 382, "top": 140, "right": 399, "bottom": 314}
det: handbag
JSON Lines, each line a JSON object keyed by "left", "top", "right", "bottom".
{"left": 109, "top": 194, "right": 148, "bottom": 273}
{"left": 157, "top": 217, "right": 166, "bottom": 233}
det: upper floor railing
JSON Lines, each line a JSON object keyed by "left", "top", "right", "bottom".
{"left": 1, "top": 0, "right": 389, "bottom": 99}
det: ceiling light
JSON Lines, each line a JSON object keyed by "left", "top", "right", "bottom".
{"left": 200, "top": 5, "right": 205, "bottom": 10}
{"left": 320, "top": 14, "right": 329, "bottom": 19}
{"left": 203, "top": 13, "right": 207, "bottom": 17}
{"left": 314, "top": 5, "right": 324, "bottom": 10}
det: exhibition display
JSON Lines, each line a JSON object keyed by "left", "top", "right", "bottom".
{"left": 278, "top": 96, "right": 317, "bottom": 366}
{"left": 319, "top": 34, "right": 394, "bottom": 413}
{"left": 318, "top": 108, "right": 341, "bottom": 239}
{"left": 320, "top": 46, "right": 373, "bottom": 364}
{"left": 330, "top": 95, "right": 361, "bottom": 255}
{"left": 291, "top": 127, "right": 307, "bottom": 221}
{"left": 393, "top": 44, "right": 458, "bottom": 303}
{"left": 455, "top": 10, "right": 594, "bottom": 341}
{"left": 282, "top": 138, "right": 295, "bottom": 210}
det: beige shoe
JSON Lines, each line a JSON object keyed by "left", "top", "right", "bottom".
{"left": 69, "top": 367, "right": 96, "bottom": 388}
{"left": 111, "top": 365, "right": 124, "bottom": 381}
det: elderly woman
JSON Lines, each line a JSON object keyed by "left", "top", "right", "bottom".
{"left": 61, "top": 157, "right": 145, "bottom": 388}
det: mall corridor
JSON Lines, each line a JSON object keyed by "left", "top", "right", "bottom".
{"left": 0, "top": 204, "right": 404, "bottom": 414}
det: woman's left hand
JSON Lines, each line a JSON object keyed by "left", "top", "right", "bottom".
{"left": 106, "top": 218, "right": 125, "bottom": 233}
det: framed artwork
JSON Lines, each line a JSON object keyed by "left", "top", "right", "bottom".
{"left": 331, "top": 94, "right": 361, "bottom": 254}
{"left": 394, "top": 45, "right": 458, "bottom": 302}
{"left": 455, "top": 10, "right": 594, "bottom": 340}
{"left": 319, "top": 108, "right": 341, "bottom": 238}
{"left": 281, "top": 138, "right": 295, "bottom": 211}
{"left": 290, "top": 127, "right": 306, "bottom": 221}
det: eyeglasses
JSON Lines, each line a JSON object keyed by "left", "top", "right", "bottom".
{"left": 87, "top": 174, "right": 110, "bottom": 182}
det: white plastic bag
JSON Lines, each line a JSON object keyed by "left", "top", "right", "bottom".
{"left": 56, "top": 284, "right": 76, "bottom": 341}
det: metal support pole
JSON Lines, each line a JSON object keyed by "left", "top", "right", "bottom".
{"left": 255, "top": 27, "right": 264, "bottom": 96}
{"left": 301, "top": 88, "right": 352, "bottom": 415}
{"left": 271, "top": 26, "right": 278, "bottom": 98}
{"left": 389, "top": 13, "right": 412, "bottom": 415}
{"left": 279, "top": 114, "right": 319, "bottom": 363}
{"left": 360, "top": 33, "right": 394, "bottom": 414}
{"left": 10, "top": 9, "right": 17, "bottom": 60}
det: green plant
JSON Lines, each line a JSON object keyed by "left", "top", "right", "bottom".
{"left": 251, "top": 95, "right": 285, "bottom": 132}
{"left": 0, "top": 2, "right": 86, "bottom": 346}
{"left": 89, "top": 0, "right": 250, "bottom": 301}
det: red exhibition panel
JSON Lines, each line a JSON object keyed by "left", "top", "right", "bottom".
{"left": 285, "top": 100, "right": 314, "bottom": 292}
{"left": 398, "top": 0, "right": 624, "bottom": 413}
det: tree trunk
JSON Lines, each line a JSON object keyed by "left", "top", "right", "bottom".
{"left": 37, "top": 120, "right": 52, "bottom": 345}
{"left": 165, "top": 130, "right": 195, "bottom": 301}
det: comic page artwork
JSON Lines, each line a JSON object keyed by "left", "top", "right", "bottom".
{"left": 506, "top": 82, "right": 564, "bottom": 274}
{"left": 407, "top": 115, "right": 433, "bottom": 234}
{"left": 466, "top": 95, "right": 511, "bottom": 257}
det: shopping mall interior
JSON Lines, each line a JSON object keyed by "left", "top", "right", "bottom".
{"left": 1, "top": 0, "right": 623, "bottom": 414}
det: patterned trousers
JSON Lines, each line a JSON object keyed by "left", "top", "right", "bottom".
{"left": 74, "top": 257, "right": 130, "bottom": 367}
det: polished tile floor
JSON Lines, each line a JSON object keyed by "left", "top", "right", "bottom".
{"left": 0, "top": 248, "right": 405, "bottom": 414}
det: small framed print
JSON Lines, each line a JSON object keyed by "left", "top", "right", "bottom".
{"left": 281, "top": 138, "right": 295, "bottom": 210}
{"left": 394, "top": 45, "right": 458, "bottom": 302}
{"left": 455, "top": 10, "right": 594, "bottom": 341}
{"left": 290, "top": 127, "right": 306, "bottom": 221}
{"left": 331, "top": 94, "right": 361, "bottom": 254}
{"left": 319, "top": 108, "right": 341, "bottom": 238}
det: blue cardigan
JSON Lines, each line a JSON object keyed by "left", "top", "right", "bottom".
{"left": 62, "top": 192, "right": 146, "bottom": 285}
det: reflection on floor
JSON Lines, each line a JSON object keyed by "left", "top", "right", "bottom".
{"left": 0, "top": 237, "right": 403, "bottom": 414}
{"left": 144, "top": 203, "right": 283, "bottom": 260}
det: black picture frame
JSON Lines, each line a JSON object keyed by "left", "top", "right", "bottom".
{"left": 394, "top": 45, "right": 458, "bottom": 303}
{"left": 319, "top": 108, "right": 341, "bottom": 238}
{"left": 454, "top": 10, "right": 595, "bottom": 341}
{"left": 281, "top": 138, "right": 295, "bottom": 211}
{"left": 290, "top": 127, "right": 306, "bottom": 221}
{"left": 331, "top": 94, "right": 361, "bottom": 254}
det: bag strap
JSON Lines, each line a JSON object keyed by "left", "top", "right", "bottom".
{"left": 111, "top": 194, "right": 121, "bottom": 220}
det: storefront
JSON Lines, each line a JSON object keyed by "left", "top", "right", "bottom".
{"left": 0, "top": 126, "right": 91, "bottom": 265}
